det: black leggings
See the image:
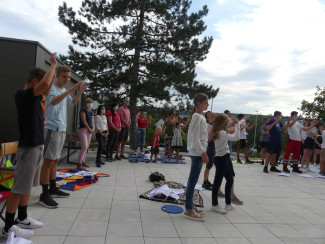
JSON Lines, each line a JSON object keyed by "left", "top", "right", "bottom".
{"left": 106, "top": 129, "right": 119, "bottom": 158}
{"left": 212, "top": 154, "right": 234, "bottom": 206}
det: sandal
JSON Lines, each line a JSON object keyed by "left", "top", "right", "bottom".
{"left": 82, "top": 162, "right": 90, "bottom": 168}
{"left": 77, "top": 163, "right": 86, "bottom": 170}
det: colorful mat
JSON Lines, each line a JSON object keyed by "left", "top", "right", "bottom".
{"left": 128, "top": 154, "right": 186, "bottom": 164}
{"left": 56, "top": 168, "right": 109, "bottom": 191}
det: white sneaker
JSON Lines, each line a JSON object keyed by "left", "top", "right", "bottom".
{"left": 305, "top": 167, "right": 312, "bottom": 172}
{"left": 211, "top": 205, "right": 227, "bottom": 214}
{"left": 225, "top": 204, "right": 235, "bottom": 211}
{"left": 300, "top": 167, "right": 306, "bottom": 172}
{"left": 15, "top": 216, "right": 44, "bottom": 229}
{"left": 2, "top": 225, "right": 33, "bottom": 238}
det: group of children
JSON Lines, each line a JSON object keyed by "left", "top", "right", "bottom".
{"left": 3, "top": 53, "right": 87, "bottom": 238}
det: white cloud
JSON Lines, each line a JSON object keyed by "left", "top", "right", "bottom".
{"left": 197, "top": 0, "right": 325, "bottom": 115}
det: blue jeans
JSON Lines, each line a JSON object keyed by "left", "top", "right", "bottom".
{"left": 185, "top": 156, "right": 203, "bottom": 210}
{"left": 212, "top": 154, "right": 233, "bottom": 206}
{"left": 96, "top": 132, "right": 106, "bottom": 164}
{"left": 135, "top": 128, "right": 146, "bottom": 152}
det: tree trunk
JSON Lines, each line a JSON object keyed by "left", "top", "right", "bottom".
{"left": 129, "top": 0, "right": 145, "bottom": 150}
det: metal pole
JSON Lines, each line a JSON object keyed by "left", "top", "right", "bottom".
{"left": 253, "top": 110, "right": 258, "bottom": 149}
{"left": 210, "top": 97, "right": 213, "bottom": 111}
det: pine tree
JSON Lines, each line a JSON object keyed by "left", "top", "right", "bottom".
{"left": 58, "top": 0, "right": 219, "bottom": 147}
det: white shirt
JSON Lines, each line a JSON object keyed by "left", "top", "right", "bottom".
{"left": 214, "top": 123, "right": 242, "bottom": 157}
{"left": 187, "top": 113, "right": 212, "bottom": 156}
{"left": 287, "top": 122, "right": 303, "bottom": 141}
{"left": 301, "top": 130, "right": 307, "bottom": 140}
{"left": 322, "top": 130, "right": 325, "bottom": 149}
{"left": 95, "top": 115, "right": 108, "bottom": 132}
{"left": 240, "top": 121, "right": 247, "bottom": 139}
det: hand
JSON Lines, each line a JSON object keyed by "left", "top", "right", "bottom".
{"left": 80, "top": 82, "right": 88, "bottom": 93}
{"left": 298, "top": 114, "right": 302, "bottom": 119}
{"left": 208, "top": 113, "right": 216, "bottom": 124}
{"left": 202, "top": 153, "right": 209, "bottom": 164}
{"left": 127, "top": 123, "right": 130, "bottom": 128}
{"left": 231, "top": 115, "right": 238, "bottom": 124}
{"left": 74, "top": 81, "right": 84, "bottom": 90}
{"left": 104, "top": 133, "right": 108, "bottom": 137}
{"left": 117, "top": 128, "right": 121, "bottom": 132}
{"left": 152, "top": 145, "right": 155, "bottom": 149}
{"left": 246, "top": 123, "right": 250, "bottom": 127}
{"left": 88, "top": 128, "right": 92, "bottom": 134}
{"left": 243, "top": 115, "right": 249, "bottom": 121}
{"left": 312, "top": 120, "right": 319, "bottom": 126}
{"left": 50, "top": 53, "right": 57, "bottom": 66}
{"left": 253, "top": 120, "right": 257, "bottom": 125}
{"left": 274, "top": 118, "right": 279, "bottom": 124}
{"left": 148, "top": 114, "right": 152, "bottom": 120}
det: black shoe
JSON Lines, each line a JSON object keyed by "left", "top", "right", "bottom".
{"left": 237, "top": 159, "right": 242, "bottom": 164}
{"left": 100, "top": 161, "right": 106, "bottom": 165}
{"left": 39, "top": 194, "right": 59, "bottom": 208}
{"left": 270, "top": 166, "right": 281, "bottom": 172}
{"left": 263, "top": 166, "right": 269, "bottom": 173}
{"left": 107, "top": 158, "right": 113, "bottom": 162}
{"left": 261, "top": 160, "right": 264, "bottom": 165}
{"left": 115, "top": 156, "right": 121, "bottom": 161}
{"left": 120, "top": 155, "right": 128, "bottom": 159}
{"left": 245, "top": 159, "right": 254, "bottom": 164}
{"left": 292, "top": 166, "right": 302, "bottom": 174}
{"left": 49, "top": 187, "right": 70, "bottom": 198}
{"left": 202, "top": 182, "right": 212, "bottom": 191}
{"left": 96, "top": 164, "right": 101, "bottom": 168}
{"left": 283, "top": 166, "right": 290, "bottom": 173}
{"left": 206, "top": 180, "right": 213, "bottom": 187}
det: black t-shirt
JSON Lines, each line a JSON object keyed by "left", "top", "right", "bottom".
{"left": 15, "top": 87, "right": 44, "bottom": 147}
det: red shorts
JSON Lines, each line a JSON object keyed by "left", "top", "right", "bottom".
{"left": 283, "top": 139, "right": 301, "bottom": 165}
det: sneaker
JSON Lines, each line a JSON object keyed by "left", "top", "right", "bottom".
{"left": 283, "top": 166, "right": 290, "bottom": 173}
{"left": 49, "top": 187, "right": 70, "bottom": 198}
{"left": 184, "top": 211, "right": 205, "bottom": 221}
{"left": 218, "top": 191, "right": 225, "bottom": 198}
{"left": 194, "top": 207, "right": 204, "bottom": 215}
{"left": 237, "top": 159, "right": 242, "bottom": 164}
{"left": 206, "top": 180, "right": 213, "bottom": 187}
{"left": 270, "top": 166, "right": 281, "bottom": 172}
{"left": 225, "top": 204, "right": 235, "bottom": 211}
{"left": 100, "top": 161, "right": 106, "bottom": 165}
{"left": 96, "top": 164, "right": 101, "bottom": 168}
{"left": 120, "top": 155, "right": 128, "bottom": 159}
{"left": 115, "top": 155, "right": 121, "bottom": 161}
{"left": 211, "top": 205, "right": 227, "bottom": 214}
{"left": 39, "top": 194, "right": 59, "bottom": 208}
{"left": 202, "top": 182, "right": 212, "bottom": 191}
{"left": 263, "top": 166, "right": 269, "bottom": 173}
{"left": 245, "top": 159, "right": 254, "bottom": 164}
{"left": 305, "top": 167, "right": 312, "bottom": 172}
{"left": 15, "top": 216, "right": 44, "bottom": 229}
{"left": 231, "top": 195, "right": 243, "bottom": 205}
{"left": 108, "top": 158, "right": 113, "bottom": 162}
{"left": 2, "top": 225, "right": 33, "bottom": 238}
{"left": 292, "top": 166, "right": 303, "bottom": 174}
{"left": 261, "top": 160, "right": 264, "bottom": 165}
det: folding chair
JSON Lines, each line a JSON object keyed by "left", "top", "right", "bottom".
{"left": 0, "top": 142, "right": 18, "bottom": 222}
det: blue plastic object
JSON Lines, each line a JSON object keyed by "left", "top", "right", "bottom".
{"left": 161, "top": 205, "right": 184, "bottom": 214}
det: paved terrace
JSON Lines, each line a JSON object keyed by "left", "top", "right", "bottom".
{"left": 1, "top": 151, "right": 325, "bottom": 244}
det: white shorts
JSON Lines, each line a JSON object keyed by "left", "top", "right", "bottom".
{"left": 43, "top": 129, "right": 66, "bottom": 160}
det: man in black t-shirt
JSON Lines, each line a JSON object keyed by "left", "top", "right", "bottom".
{"left": 2, "top": 53, "right": 57, "bottom": 239}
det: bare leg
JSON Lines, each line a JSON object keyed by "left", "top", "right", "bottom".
{"left": 270, "top": 153, "right": 277, "bottom": 167}
{"left": 176, "top": 149, "right": 180, "bottom": 162}
{"left": 236, "top": 146, "right": 240, "bottom": 160}
{"left": 301, "top": 149, "right": 307, "bottom": 168}
{"left": 116, "top": 141, "right": 121, "bottom": 156}
{"left": 40, "top": 158, "right": 55, "bottom": 185}
{"left": 305, "top": 149, "right": 312, "bottom": 169}
{"left": 313, "top": 149, "right": 319, "bottom": 164}
{"left": 168, "top": 149, "right": 174, "bottom": 162}
{"left": 49, "top": 160, "right": 59, "bottom": 181}
{"left": 244, "top": 147, "right": 248, "bottom": 158}
{"left": 261, "top": 147, "right": 265, "bottom": 161}
{"left": 265, "top": 153, "right": 271, "bottom": 167}
{"left": 203, "top": 168, "right": 210, "bottom": 181}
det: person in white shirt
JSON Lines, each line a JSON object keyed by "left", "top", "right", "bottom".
{"left": 208, "top": 114, "right": 246, "bottom": 214}
{"left": 236, "top": 114, "right": 256, "bottom": 164}
{"left": 319, "top": 127, "right": 325, "bottom": 176}
{"left": 95, "top": 105, "right": 108, "bottom": 167}
{"left": 283, "top": 111, "right": 317, "bottom": 173}
{"left": 184, "top": 93, "right": 215, "bottom": 222}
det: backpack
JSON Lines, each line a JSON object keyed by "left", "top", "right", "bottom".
{"left": 149, "top": 172, "right": 165, "bottom": 182}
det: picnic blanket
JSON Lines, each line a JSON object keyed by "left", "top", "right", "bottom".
{"left": 139, "top": 181, "right": 203, "bottom": 207}
{"left": 56, "top": 168, "right": 109, "bottom": 191}
{"left": 128, "top": 154, "right": 186, "bottom": 164}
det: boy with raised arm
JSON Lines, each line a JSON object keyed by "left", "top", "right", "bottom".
{"left": 2, "top": 54, "right": 57, "bottom": 238}
{"left": 39, "top": 65, "right": 87, "bottom": 208}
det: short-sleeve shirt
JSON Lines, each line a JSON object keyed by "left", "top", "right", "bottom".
{"left": 260, "top": 124, "right": 269, "bottom": 142}
{"left": 15, "top": 87, "right": 44, "bottom": 147}
{"left": 137, "top": 119, "right": 147, "bottom": 129}
{"left": 45, "top": 85, "right": 74, "bottom": 132}
{"left": 151, "top": 132, "right": 160, "bottom": 146}
{"left": 106, "top": 110, "right": 120, "bottom": 130}
{"left": 307, "top": 127, "right": 317, "bottom": 139}
{"left": 268, "top": 119, "right": 283, "bottom": 142}
{"left": 118, "top": 106, "right": 130, "bottom": 128}
{"left": 79, "top": 108, "right": 93, "bottom": 129}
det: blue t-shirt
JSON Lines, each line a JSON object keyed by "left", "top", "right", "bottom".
{"left": 260, "top": 124, "right": 269, "bottom": 142}
{"left": 45, "top": 85, "right": 74, "bottom": 132}
{"left": 268, "top": 119, "right": 283, "bottom": 142}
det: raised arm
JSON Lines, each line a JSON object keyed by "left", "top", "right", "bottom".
{"left": 266, "top": 118, "right": 278, "bottom": 131}
{"left": 50, "top": 81, "right": 84, "bottom": 105}
{"left": 72, "top": 83, "right": 87, "bottom": 105}
{"left": 34, "top": 53, "right": 57, "bottom": 97}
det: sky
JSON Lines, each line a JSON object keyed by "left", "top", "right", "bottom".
{"left": 1, "top": 0, "right": 325, "bottom": 116}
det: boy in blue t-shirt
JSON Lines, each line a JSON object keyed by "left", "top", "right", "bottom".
{"left": 263, "top": 111, "right": 288, "bottom": 173}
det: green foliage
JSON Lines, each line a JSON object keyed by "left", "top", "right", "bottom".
{"left": 58, "top": 0, "right": 219, "bottom": 147}
{"left": 300, "top": 86, "right": 325, "bottom": 121}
